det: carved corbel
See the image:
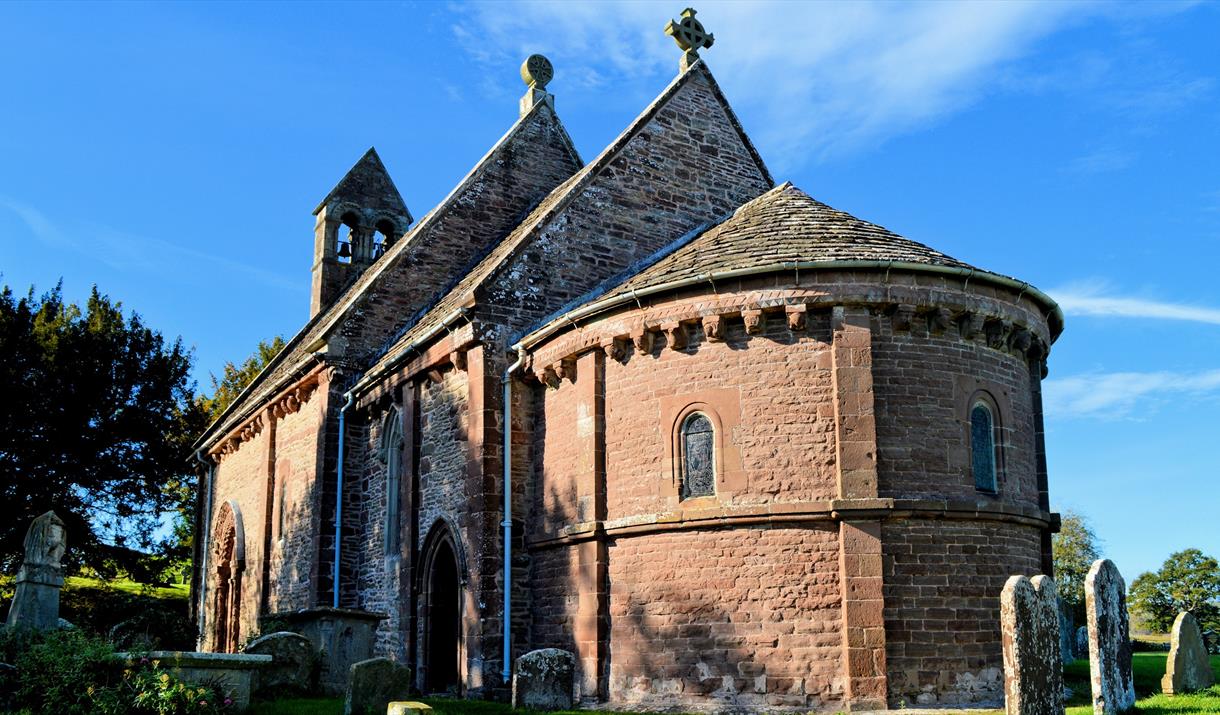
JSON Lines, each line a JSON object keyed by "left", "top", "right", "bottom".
{"left": 426, "top": 368, "right": 445, "bottom": 384}
{"left": 954, "top": 310, "right": 980, "bottom": 340}
{"left": 661, "top": 321, "right": 688, "bottom": 350}
{"left": 536, "top": 365, "right": 560, "bottom": 389}
{"left": 923, "top": 307, "right": 951, "bottom": 336}
{"left": 554, "top": 357, "right": 577, "bottom": 383}
{"left": 785, "top": 304, "right": 808, "bottom": 332}
{"left": 631, "top": 327, "right": 655, "bottom": 356}
{"left": 450, "top": 349, "right": 467, "bottom": 371}
{"left": 983, "top": 318, "right": 1010, "bottom": 350}
{"left": 889, "top": 304, "right": 916, "bottom": 332}
{"left": 701, "top": 314, "right": 725, "bottom": 342}
{"left": 1027, "top": 336, "right": 1047, "bottom": 363}
{"left": 742, "top": 308, "right": 764, "bottom": 336}
{"left": 1008, "top": 327, "right": 1032, "bottom": 354}
{"left": 602, "top": 337, "right": 627, "bottom": 362}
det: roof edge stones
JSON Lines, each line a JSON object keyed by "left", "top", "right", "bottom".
{"left": 193, "top": 99, "right": 582, "bottom": 452}
{"left": 360, "top": 60, "right": 773, "bottom": 387}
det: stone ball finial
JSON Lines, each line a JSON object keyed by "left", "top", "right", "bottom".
{"left": 521, "top": 54, "right": 554, "bottom": 90}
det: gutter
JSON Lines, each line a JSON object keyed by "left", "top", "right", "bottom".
{"left": 192, "top": 449, "right": 214, "bottom": 647}
{"left": 500, "top": 345, "right": 527, "bottom": 684}
{"left": 514, "top": 260, "right": 1065, "bottom": 351}
{"left": 333, "top": 390, "right": 356, "bottom": 608}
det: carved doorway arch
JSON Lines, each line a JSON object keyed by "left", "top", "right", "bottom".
{"left": 211, "top": 500, "right": 246, "bottom": 653}
{"left": 418, "top": 520, "right": 466, "bottom": 695}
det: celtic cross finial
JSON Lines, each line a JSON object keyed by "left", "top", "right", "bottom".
{"left": 665, "top": 7, "right": 714, "bottom": 72}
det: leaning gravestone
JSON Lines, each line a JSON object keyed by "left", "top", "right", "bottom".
{"left": 245, "top": 631, "right": 315, "bottom": 695}
{"left": 1162, "top": 611, "right": 1214, "bottom": 695}
{"left": 512, "top": 648, "right": 576, "bottom": 710}
{"left": 5, "top": 511, "right": 67, "bottom": 630}
{"left": 343, "top": 657, "right": 411, "bottom": 715}
{"left": 1085, "top": 559, "right": 1135, "bottom": 714}
{"left": 1058, "top": 596, "right": 1076, "bottom": 664}
{"left": 1001, "top": 575, "right": 1064, "bottom": 715}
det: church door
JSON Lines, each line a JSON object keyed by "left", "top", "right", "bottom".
{"left": 424, "top": 537, "right": 462, "bottom": 694}
{"left": 211, "top": 501, "right": 246, "bottom": 653}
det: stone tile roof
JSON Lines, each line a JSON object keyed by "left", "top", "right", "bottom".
{"left": 605, "top": 182, "right": 975, "bottom": 297}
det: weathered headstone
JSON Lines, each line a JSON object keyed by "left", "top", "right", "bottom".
{"left": 5, "top": 511, "right": 67, "bottom": 630}
{"left": 344, "top": 657, "right": 412, "bottom": 715}
{"left": 1085, "top": 559, "right": 1135, "bottom": 714}
{"left": 1075, "top": 626, "right": 1088, "bottom": 661}
{"left": 512, "top": 648, "right": 575, "bottom": 710}
{"left": 1162, "top": 611, "right": 1214, "bottom": 695}
{"left": 245, "top": 631, "right": 315, "bottom": 695}
{"left": 387, "top": 703, "right": 433, "bottom": 714}
{"left": 1001, "top": 574, "right": 1064, "bottom": 715}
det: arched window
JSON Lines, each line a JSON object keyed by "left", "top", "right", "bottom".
{"left": 381, "top": 408, "right": 404, "bottom": 556}
{"left": 679, "top": 412, "right": 715, "bottom": 499}
{"left": 970, "top": 401, "right": 998, "bottom": 493}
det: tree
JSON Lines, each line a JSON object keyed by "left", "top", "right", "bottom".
{"left": 1129, "top": 548, "right": 1220, "bottom": 635}
{"left": 1053, "top": 509, "right": 1101, "bottom": 622}
{"left": 196, "top": 335, "right": 285, "bottom": 421}
{"left": 0, "top": 283, "right": 207, "bottom": 576}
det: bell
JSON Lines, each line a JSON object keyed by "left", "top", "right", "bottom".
{"left": 337, "top": 241, "right": 352, "bottom": 259}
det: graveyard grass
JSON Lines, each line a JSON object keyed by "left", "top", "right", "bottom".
{"left": 245, "top": 653, "right": 1220, "bottom": 715}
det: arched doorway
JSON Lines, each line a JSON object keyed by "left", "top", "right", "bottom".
{"left": 210, "top": 501, "right": 245, "bottom": 653}
{"left": 420, "top": 523, "right": 464, "bottom": 694}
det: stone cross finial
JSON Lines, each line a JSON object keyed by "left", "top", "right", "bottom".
{"left": 519, "top": 54, "right": 555, "bottom": 118}
{"left": 665, "top": 8, "right": 714, "bottom": 72}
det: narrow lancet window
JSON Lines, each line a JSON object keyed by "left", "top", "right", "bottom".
{"left": 382, "top": 408, "right": 404, "bottom": 556}
{"left": 680, "top": 412, "right": 715, "bottom": 499}
{"left": 971, "top": 402, "right": 997, "bottom": 493}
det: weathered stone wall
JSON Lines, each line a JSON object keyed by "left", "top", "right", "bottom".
{"left": 882, "top": 519, "right": 1043, "bottom": 707}
{"left": 207, "top": 427, "right": 269, "bottom": 650}
{"left": 605, "top": 526, "right": 843, "bottom": 712}
{"left": 872, "top": 316, "right": 1038, "bottom": 505}
{"left": 269, "top": 388, "right": 325, "bottom": 612}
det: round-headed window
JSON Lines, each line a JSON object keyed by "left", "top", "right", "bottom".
{"left": 680, "top": 412, "right": 715, "bottom": 499}
{"left": 970, "top": 401, "right": 998, "bottom": 493}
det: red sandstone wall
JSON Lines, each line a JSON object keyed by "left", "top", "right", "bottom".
{"left": 599, "top": 316, "right": 837, "bottom": 521}
{"left": 207, "top": 427, "right": 268, "bottom": 650}
{"left": 606, "top": 526, "right": 843, "bottom": 711}
{"left": 882, "top": 519, "right": 1043, "bottom": 706}
{"left": 872, "top": 321, "right": 1038, "bottom": 506}
{"left": 269, "top": 389, "right": 324, "bottom": 612}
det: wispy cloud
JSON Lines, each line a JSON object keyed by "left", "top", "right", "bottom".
{"left": 1044, "top": 368, "right": 1220, "bottom": 419}
{"left": 1063, "top": 147, "right": 1135, "bottom": 175}
{"left": 453, "top": 1, "right": 1200, "bottom": 168}
{"left": 1051, "top": 282, "right": 1220, "bottom": 325}
{"left": 0, "top": 197, "right": 297, "bottom": 292}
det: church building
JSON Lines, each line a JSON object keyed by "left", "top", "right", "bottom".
{"left": 192, "top": 11, "right": 1063, "bottom": 712}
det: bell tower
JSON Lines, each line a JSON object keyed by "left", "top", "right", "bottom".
{"left": 310, "top": 147, "right": 412, "bottom": 317}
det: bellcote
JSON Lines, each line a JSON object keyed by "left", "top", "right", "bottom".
{"left": 310, "top": 148, "right": 412, "bottom": 318}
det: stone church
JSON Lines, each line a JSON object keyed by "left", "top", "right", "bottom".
{"left": 192, "top": 13, "right": 1063, "bottom": 712}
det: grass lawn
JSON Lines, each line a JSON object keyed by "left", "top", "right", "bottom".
{"left": 63, "top": 575, "right": 190, "bottom": 601}
{"left": 250, "top": 654, "right": 1220, "bottom": 715}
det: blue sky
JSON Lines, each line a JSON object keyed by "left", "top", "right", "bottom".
{"left": 2, "top": 1, "right": 1217, "bottom": 580}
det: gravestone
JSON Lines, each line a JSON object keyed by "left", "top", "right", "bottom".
{"left": 1076, "top": 626, "right": 1088, "bottom": 661}
{"left": 344, "top": 657, "right": 411, "bottom": 715}
{"left": 512, "top": 648, "right": 576, "bottom": 710}
{"left": 244, "top": 631, "right": 315, "bottom": 695}
{"left": 1162, "top": 611, "right": 1214, "bottom": 695}
{"left": 1001, "top": 574, "right": 1064, "bottom": 715}
{"left": 1085, "top": 559, "right": 1135, "bottom": 714}
{"left": 5, "top": 511, "right": 67, "bottom": 630}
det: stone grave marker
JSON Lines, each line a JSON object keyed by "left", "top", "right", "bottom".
{"left": 245, "top": 631, "right": 315, "bottom": 695}
{"left": 344, "top": 657, "right": 412, "bottom": 715}
{"left": 1001, "top": 574, "right": 1064, "bottom": 715}
{"left": 512, "top": 648, "right": 576, "bottom": 710}
{"left": 1085, "top": 559, "right": 1135, "bottom": 714}
{"left": 5, "top": 511, "right": 67, "bottom": 630}
{"left": 1162, "top": 611, "right": 1214, "bottom": 695}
